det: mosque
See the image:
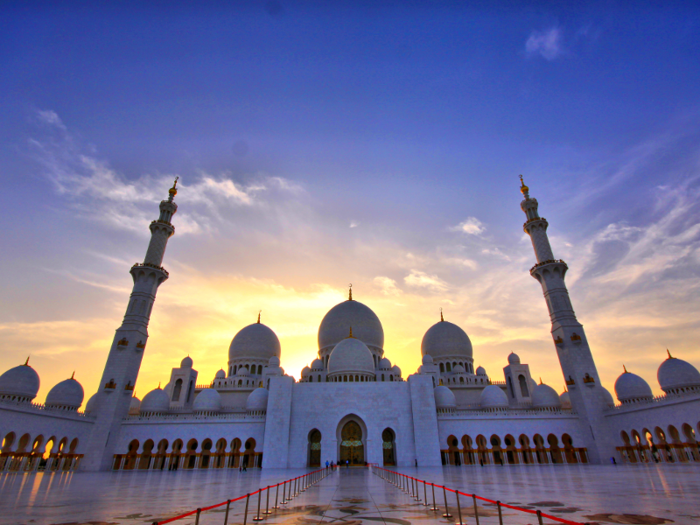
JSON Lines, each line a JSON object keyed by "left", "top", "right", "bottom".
{"left": 1, "top": 178, "right": 699, "bottom": 473}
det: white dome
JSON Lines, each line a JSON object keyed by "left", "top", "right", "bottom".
{"left": 391, "top": 365, "right": 401, "bottom": 377}
{"left": 246, "top": 387, "right": 269, "bottom": 412}
{"left": 45, "top": 377, "right": 84, "bottom": 409}
{"left": 528, "top": 377, "right": 537, "bottom": 392}
{"left": 508, "top": 352, "right": 520, "bottom": 365}
{"left": 434, "top": 385, "right": 456, "bottom": 409}
{"left": 480, "top": 385, "right": 508, "bottom": 408}
{"left": 0, "top": 362, "right": 40, "bottom": 400}
{"left": 311, "top": 359, "right": 324, "bottom": 371}
{"left": 531, "top": 383, "right": 561, "bottom": 408}
{"left": 379, "top": 358, "right": 391, "bottom": 370}
{"left": 229, "top": 323, "right": 281, "bottom": 362}
{"left": 328, "top": 337, "right": 376, "bottom": 376}
{"left": 421, "top": 320, "right": 473, "bottom": 359}
{"left": 658, "top": 355, "right": 700, "bottom": 393}
{"left": 559, "top": 391, "right": 571, "bottom": 409}
{"left": 236, "top": 367, "right": 250, "bottom": 377}
{"left": 614, "top": 370, "right": 653, "bottom": 403}
{"left": 85, "top": 393, "right": 99, "bottom": 414}
{"left": 269, "top": 356, "right": 281, "bottom": 367}
{"left": 476, "top": 366, "right": 486, "bottom": 376}
{"left": 301, "top": 366, "right": 311, "bottom": 377}
{"left": 181, "top": 356, "right": 193, "bottom": 368}
{"left": 318, "top": 299, "right": 384, "bottom": 351}
{"left": 601, "top": 387, "right": 615, "bottom": 407}
{"left": 140, "top": 387, "right": 170, "bottom": 413}
{"left": 129, "top": 396, "right": 141, "bottom": 415}
{"left": 215, "top": 369, "right": 226, "bottom": 379}
{"left": 452, "top": 364, "right": 465, "bottom": 374}
{"left": 193, "top": 389, "right": 222, "bottom": 412}
{"left": 422, "top": 354, "right": 434, "bottom": 366}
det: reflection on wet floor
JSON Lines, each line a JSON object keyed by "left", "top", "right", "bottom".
{"left": 0, "top": 464, "right": 698, "bottom": 525}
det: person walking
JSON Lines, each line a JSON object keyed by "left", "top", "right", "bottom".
{"left": 326, "top": 460, "right": 329, "bottom": 469}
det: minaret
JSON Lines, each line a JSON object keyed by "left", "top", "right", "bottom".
{"left": 519, "top": 176, "right": 615, "bottom": 464}
{"left": 82, "top": 179, "right": 179, "bottom": 471}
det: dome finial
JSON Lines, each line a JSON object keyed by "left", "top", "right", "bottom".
{"left": 348, "top": 326, "right": 354, "bottom": 338}
{"left": 168, "top": 176, "right": 179, "bottom": 200}
{"left": 519, "top": 174, "right": 529, "bottom": 196}
{"left": 257, "top": 310, "right": 261, "bottom": 324}
{"left": 348, "top": 283, "right": 353, "bottom": 301}
{"left": 440, "top": 307, "right": 444, "bottom": 322}
{"left": 623, "top": 364, "right": 628, "bottom": 373}
{"left": 539, "top": 377, "right": 543, "bottom": 385}
{"left": 71, "top": 371, "right": 75, "bottom": 380}
{"left": 24, "top": 356, "right": 30, "bottom": 366}
{"left": 158, "top": 381, "right": 161, "bottom": 389}
{"left": 667, "top": 348, "right": 674, "bottom": 359}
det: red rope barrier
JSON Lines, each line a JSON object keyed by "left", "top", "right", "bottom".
{"left": 373, "top": 466, "right": 584, "bottom": 525}
{"left": 152, "top": 468, "right": 327, "bottom": 525}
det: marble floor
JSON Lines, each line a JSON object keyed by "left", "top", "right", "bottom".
{"left": 0, "top": 464, "right": 698, "bottom": 525}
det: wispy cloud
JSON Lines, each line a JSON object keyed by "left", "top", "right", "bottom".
{"left": 451, "top": 217, "right": 485, "bottom": 235}
{"left": 525, "top": 27, "right": 564, "bottom": 60}
{"left": 404, "top": 270, "right": 449, "bottom": 292}
{"left": 373, "top": 276, "right": 402, "bottom": 296}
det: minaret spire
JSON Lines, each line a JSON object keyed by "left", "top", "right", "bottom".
{"left": 257, "top": 310, "right": 261, "bottom": 324}
{"left": 519, "top": 176, "right": 615, "bottom": 465}
{"left": 83, "top": 181, "right": 180, "bottom": 471}
{"left": 440, "top": 308, "right": 444, "bottom": 322}
{"left": 348, "top": 283, "right": 353, "bottom": 301}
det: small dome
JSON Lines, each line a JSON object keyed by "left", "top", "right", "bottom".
{"left": 229, "top": 323, "right": 281, "bottom": 362}
{"left": 476, "top": 366, "right": 486, "bottom": 376}
{"left": 507, "top": 352, "right": 520, "bottom": 365}
{"left": 181, "top": 356, "right": 193, "bottom": 368}
{"left": 45, "top": 377, "right": 84, "bottom": 409}
{"left": 84, "top": 393, "right": 99, "bottom": 414}
{"left": 328, "top": 337, "right": 376, "bottom": 376}
{"left": 193, "top": 389, "right": 222, "bottom": 412}
{"left": 0, "top": 362, "right": 40, "bottom": 401}
{"left": 318, "top": 299, "right": 384, "bottom": 351}
{"left": 379, "top": 358, "right": 391, "bottom": 370}
{"left": 301, "top": 366, "right": 311, "bottom": 377}
{"left": 480, "top": 385, "right": 508, "bottom": 408}
{"left": 421, "top": 320, "right": 473, "bottom": 359}
{"left": 559, "top": 391, "right": 571, "bottom": 409}
{"left": 422, "top": 354, "right": 434, "bottom": 366}
{"left": 129, "top": 396, "right": 141, "bottom": 415}
{"left": 601, "top": 387, "right": 615, "bottom": 407}
{"left": 269, "top": 356, "right": 281, "bottom": 367}
{"left": 452, "top": 364, "right": 465, "bottom": 374}
{"left": 215, "top": 369, "right": 226, "bottom": 379}
{"left": 236, "top": 367, "right": 250, "bottom": 377}
{"left": 531, "top": 383, "right": 561, "bottom": 408}
{"left": 246, "top": 387, "right": 269, "bottom": 412}
{"left": 434, "top": 385, "right": 456, "bottom": 409}
{"left": 614, "top": 370, "right": 653, "bottom": 403}
{"left": 140, "top": 387, "right": 170, "bottom": 413}
{"left": 311, "top": 359, "right": 324, "bottom": 371}
{"left": 658, "top": 355, "right": 700, "bottom": 393}
{"left": 391, "top": 365, "right": 401, "bottom": 377}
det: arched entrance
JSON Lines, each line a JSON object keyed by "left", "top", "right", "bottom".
{"left": 308, "top": 429, "right": 322, "bottom": 467}
{"left": 382, "top": 428, "right": 396, "bottom": 466}
{"left": 339, "top": 420, "right": 364, "bottom": 466}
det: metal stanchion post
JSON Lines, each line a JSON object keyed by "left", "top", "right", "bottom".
{"left": 273, "top": 484, "right": 280, "bottom": 509}
{"left": 243, "top": 494, "right": 251, "bottom": 525}
{"left": 281, "top": 480, "right": 288, "bottom": 504}
{"left": 455, "top": 492, "right": 464, "bottom": 525}
{"left": 537, "top": 510, "right": 544, "bottom": 525}
{"left": 430, "top": 484, "right": 439, "bottom": 511}
{"left": 423, "top": 481, "right": 429, "bottom": 506}
{"left": 253, "top": 490, "right": 264, "bottom": 521}
{"left": 264, "top": 485, "right": 272, "bottom": 514}
{"left": 472, "top": 495, "right": 480, "bottom": 525}
{"left": 194, "top": 508, "right": 201, "bottom": 525}
{"left": 496, "top": 501, "right": 503, "bottom": 525}
{"left": 414, "top": 478, "right": 421, "bottom": 501}
{"left": 301, "top": 475, "right": 306, "bottom": 493}
{"left": 224, "top": 499, "right": 231, "bottom": 525}
{"left": 442, "top": 486, "right": 453, "bottom": 518}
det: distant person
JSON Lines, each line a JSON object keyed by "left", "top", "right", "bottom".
{"left": 611, "top": 457, "right": 617, "bottom": 465}
{"left": 346, "top": 460, "right": 349, "bottom": 469}
{"left": 415, "top": 459, "right": 418, "bottom": 468}
{"left": 326, "top": 460, "right": 329, "bottom": 469}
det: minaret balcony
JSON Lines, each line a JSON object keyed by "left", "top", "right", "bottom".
{"left": 529, "top": 259, "right": 568, "bottom": 274}
{"left": 131, "top": 262, "right": 169, "bottom": 277}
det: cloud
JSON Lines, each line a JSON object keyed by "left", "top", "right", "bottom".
{"left": 373, "top": 276, "right": 402, "bottom": 296}
{"left": 404, "top": 270, "right": 449, "bottom": 292}
{"left": 36, "top": 109, "right": 66, "bottom": 130}
{"left": 443, "top": 257, "right": 478, "bottom": 270}
{"left": 350, "top": 221, "right": 359, "bottom": 228}
{"left": 451, "top": 217, "right": 485, "bottom": 235}
{"left": 525, "top": 27, "right": 564, "bottom": 60}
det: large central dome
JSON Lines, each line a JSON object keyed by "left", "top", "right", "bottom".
{"left": 318, "top": 299, "right": 384, "bottom": 351}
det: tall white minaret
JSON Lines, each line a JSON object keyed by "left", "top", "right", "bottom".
{"left": 82, "top": 179, "right": 179, "bottom": 471}
{"left": 519, "top": 176, "right": 615, "bottom": 464}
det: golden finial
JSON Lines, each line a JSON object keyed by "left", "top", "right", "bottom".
{"left": 440, "top": 308, "right": 444, "bottom": 322}
{"left": 71, "top": 371, "right": 75, "bottom": 380}
{"left": 519, "top": 174, "right": 529, "bottom": 195}
{"left": 257, "top": 310, "right": 261, "bottom": 324}
{"left": 168, "top": 176, "right": 179, "bottom": 197}
{"left": 349, "top": 283, "right": 353, "bottom": 301}
{"left": 24, "top": 356, "right": 30, "bottom": 366}
{"left": 623, "top": 364, "right": 628, "bottom": 373}
{"left": 158, "top": 381, "right": 161, "bottom": 389}
{"left": 348, "top": 326, "right": 354, "bottom": 338}
{"left": 539, "top": 377, "right": 543, "bottom": 385}
{"left": 667, "top": 348, "right": 673, "bottom": 359}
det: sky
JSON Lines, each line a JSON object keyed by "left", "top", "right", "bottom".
{"left": 1, "top": 1, "right": 700, "bottom": 405}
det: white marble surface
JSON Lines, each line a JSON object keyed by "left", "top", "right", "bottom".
{"left": 0, "top": 465, "right": 698, "bottom": 525}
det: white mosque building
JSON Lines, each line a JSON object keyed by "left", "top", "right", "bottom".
{"left": 1, "top": 178, "right": 699, "bottom": 473}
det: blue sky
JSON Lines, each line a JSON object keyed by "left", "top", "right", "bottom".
{"left": 1, "top": 2, "right": 700, "bottom": 403}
